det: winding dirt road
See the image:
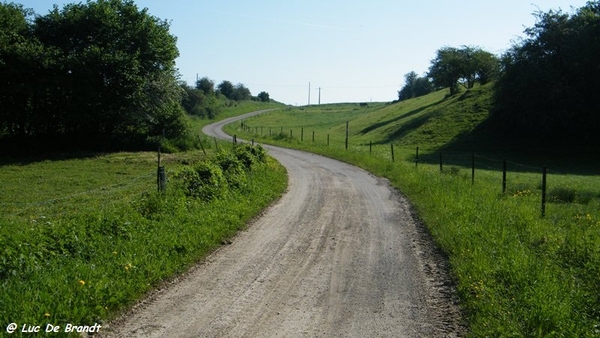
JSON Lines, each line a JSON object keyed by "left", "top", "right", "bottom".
{"left": 100, "top": 110, "right": 465, "bottom": 337}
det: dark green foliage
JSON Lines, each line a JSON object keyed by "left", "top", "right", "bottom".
{"left": 196, "top": 77, "right": 215, "bottom": 95}
{"left": 233, "top": 143, "right": 268, "bottom": 169}
{"left": 181, "top": 82, "right": 221, "bottom": 119}
{"left": 217, "top": 81, "right": 252, "bottom": 101}
{"left": 175, "top": 162, "right": 227, "bottom": 200}
{"left": 398, "top": 71, "right": 433, "bottom": 101}
{"left": 174, "top": 145, "right": 268, "bottom": 200}
{"left": 214, "top": 150, "right": 247, "bottom": 189}
{"left": 493, "top": 1, "right": 600, "bottom": 145}
{"left": 428, "top": 46, "right": 499, "bottom": 95}
{"left": 257, "top": 91, "right": 270, "bottom": 102}
{"left": 0, "top": 0, "right": 187, "bottom": 152}
{"left": 217, "top": 80, "right": 235, "bottom": 99}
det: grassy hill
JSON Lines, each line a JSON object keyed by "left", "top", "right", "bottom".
{"left": 227, "top": 89, "right": 600, "bottom": 337}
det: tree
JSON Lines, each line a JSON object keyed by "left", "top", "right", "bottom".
{"left": 181, "top": 82, "right": 220, "bottom": 119}
{"left": 493, "top": 1, "right": 600, "bottom": 144}
{"left": 232, "top": 83, "right": 251, "bottom": 101}
{"left": 398, "top": 71, "right": 433, "bottom": 101}
{"left": 217, "top": 80, "right": 234, "bottom": 99}
{"left": 428, "top": 46, "right": 499, "bottom": 95}
{"left": 196, "top": 77, "right": 214, "bottom": 95}
{"left": 257, "top": 91, "right": 270, "bottom": 102}
{"left": 0, "top": 0, "right": 186, "bottom": 151}
{"left": 0, "top": 3, "right": 43, "bottom": 138}
{"left": 427, "top": 47, "right": 464, "bottom": 95}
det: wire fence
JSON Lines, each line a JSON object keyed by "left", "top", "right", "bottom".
{"left": 1, "top": 172, "right": 155, "bottom": 219}
{"left": 237, "top": 121, "right": 599, "bottom": 218}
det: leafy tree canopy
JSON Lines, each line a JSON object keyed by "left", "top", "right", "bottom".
{"left": 0, "top": 0, "right": 186, "bottom": 151}
{"left": 493, "top": 1, "right": 600, "bottom": 144}
{"left": 428, "top": 46, "right": 499, "bottom": 95}
{"left": 398, "top": 71, "right": 433, "bottom": 101}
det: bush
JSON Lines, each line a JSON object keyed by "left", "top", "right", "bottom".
{"left": 233, "top": 144, "right": 267, "bottom": 170}
{"left": 214, "top": 150, "right": 247, "bottom": 189}
{"left": 175, "top": 162, "right": 227, "bottom": 200}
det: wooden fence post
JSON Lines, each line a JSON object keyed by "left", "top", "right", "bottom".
{"left": 541, "top": 167, "right": 547, "bottom": 217}
{"left": 157, "top": 144, "right": 166, "bottom": 192}
{"left": 345, "top": 121, "right": 349, "bottom": 150}
{"left": 301, "top": 127, "right": 304, "bottom": 142}
{"left": 391, "top": 144, "right": 395, "bottom": 162}
{"left": 198, "top": 135, "right": 207, "bottom": 156}
{"left": 439, "top": 151, "right": 443, "bottom": 172}
{"left": 415, "top": 147, "right": 419, "bottom": 168}
{"left": 327, "top": 134, "right": 330, "bottom": 146}
{"left": 471, "top": 153, "right": 475, "bottom": 185}
{"left": 502, "top": 159, "right": 507, "bottom": 194}
{"left": 370, "top": 141, "right": 372, "bottom": 154}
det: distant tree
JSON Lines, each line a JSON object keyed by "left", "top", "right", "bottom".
{"left": 196, "top": 77, "right": 214, "bottom": 95}
{"left": 232, "top": 83, "right": 251, "bottom": 101}
{"left": 181, "top": 83, "right": 206, "bottom": 117}
{"left": 257, "top": 91, "right": 270, "bottom": 102}
{"left": 473, "top": 50, "right": 500, "bottom": 85}
{"left": 398, "top": 71, "right": 433, "bottom": 101}
{"left": 181, "top": 82, "right": 220, "bottom": 119}
{"left": 428, "top": 46, "right": 499, "bottom": 95}
{"left": 428, "top": 47, "right": 463, "bottom": 95}
{"left": 217, "top": 80, "right": 234, "bottom": 99}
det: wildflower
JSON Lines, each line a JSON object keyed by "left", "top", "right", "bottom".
{"left": 124, "top": 263, "right": 132, "bottom": 271}
{"left": 78, "top": 280, "right": 85, "bottom": 286}
{"left": 112, "top": 251, "right": 118, "bottom": 255}
{"left": 44, "top": 313, "right": 51, "bottom": 317}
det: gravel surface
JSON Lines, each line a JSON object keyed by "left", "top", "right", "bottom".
{"left": 99, "top": 110, "right": 465, "bottom": 337}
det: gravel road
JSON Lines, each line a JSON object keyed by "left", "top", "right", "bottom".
{"left": 99, "top": 110, "right": 465, "bottom": 337}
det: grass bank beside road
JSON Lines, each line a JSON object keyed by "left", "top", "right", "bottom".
{"left": 0, "top": 109, "right": 287, "bottom": 336}
{"left": 225, "top": 92, "right": 600, "bottom": 337}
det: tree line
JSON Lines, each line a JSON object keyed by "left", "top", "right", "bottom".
{"left": 181, "top": 78, "right": 270, "bottom": 119}
{"left": 0, "top": 1, "right": 270, "bottom": 153}
{"left": 398, "top": 1, "right": 600, "bottom": 146}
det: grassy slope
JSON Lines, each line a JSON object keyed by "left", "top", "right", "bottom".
{"left": 227, "top": 87, "right": 600, "bottom": 337}
{"left": 0, "top": 103, "right": 288, "bottom": 336}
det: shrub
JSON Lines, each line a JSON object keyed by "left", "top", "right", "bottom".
{"left": 214, "top": 150, "right": 247, "bottom": 189}
{"left": 175, "top": 161, "right": 227, "bottom": 200}
{"left": 233, "top": 144, "right": 267, "bottom": 170}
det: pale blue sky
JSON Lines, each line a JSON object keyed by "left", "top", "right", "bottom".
{"left": 20, "top": 1, "right": 587, "bottom": 104}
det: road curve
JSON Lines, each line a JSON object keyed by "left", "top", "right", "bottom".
{"left": 100, "top": 110, "right": 465, "bottom": 337}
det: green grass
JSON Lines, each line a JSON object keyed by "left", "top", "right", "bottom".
{"left": 0, "top": 106, "right": 288, "bottom": 337}
{"left": 225, "top": 87, "right": 600, "bottom": 337}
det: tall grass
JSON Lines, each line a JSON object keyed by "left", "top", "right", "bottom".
{"left": 227, "top": 101, "right": 600, "bottom": 337}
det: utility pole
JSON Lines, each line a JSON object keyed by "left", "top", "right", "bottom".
{"left": 318, "top": 87, "right": 321, "bottom": 105}
{"left": 308, "top": 82, "right": 311, "bottom": 105}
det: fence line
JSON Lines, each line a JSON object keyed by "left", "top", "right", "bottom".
{"left": 237, "top": 122, "right": 599, "bottom": 218}
{"left": 1, "top": 172, "right": 155, "bottom": 219}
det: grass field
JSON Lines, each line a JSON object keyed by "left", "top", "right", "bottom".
{"left": 225, "top": 87, "right": 600, "bottom": 337}
{"left": 0, "top": 105, "right": 288, "bottom": 337}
